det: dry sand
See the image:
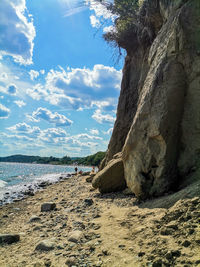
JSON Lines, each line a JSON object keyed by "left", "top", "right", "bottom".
{"left": 0, "top": 174, "right": 199, "bottom": 267}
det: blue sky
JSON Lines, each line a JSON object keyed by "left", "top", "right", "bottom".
{"left": 0, "top": 0, "right": 123, "bottom": 157}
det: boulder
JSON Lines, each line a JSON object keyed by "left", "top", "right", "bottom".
{"left": 41, "top": 203, "right": 56, "bottom": 212}
{"left": 0, "top": 234, "right": 20, "bottom": 244}
{"left": 68, "top": 230, "right": 83, "bottom": 243}
{"left": 85, "top": 174, "right": 95, "bottom": 183}
{"left": 35, "top": 239, "right": 55, "bottom": 251}
{"left": 92, "top": 158, "right": 126, "bottom": 193}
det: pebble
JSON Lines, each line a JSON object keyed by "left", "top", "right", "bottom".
{"left": 68, "top": 231, "right": 83, "bottom": 243}
{"left": 0, "top": 234, "right": 20, "bottom": 244}
{"left": 35, "top": 239, "right": 55, "bottom": 251}
{"left": 29, "top": 215, "right": 41, "bottom": 223}
{"left": 84, "top": 199, "right": 94, "bottom": 206}
{"left": 182, "top": 240, "right": 191, "bottom": 247}
{"left": 41, "top": 203, "right": 56, "bottom": 212}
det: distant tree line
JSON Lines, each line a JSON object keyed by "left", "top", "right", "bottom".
{"left": 0, "top": 151, "right": 106, "bottom": 167}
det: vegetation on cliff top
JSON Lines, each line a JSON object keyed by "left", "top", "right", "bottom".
{"left": 0, "top": 151, "right": 106, "bottom": 167}
{"left": 99, "top": 0, "right": 141, "bottom": 49}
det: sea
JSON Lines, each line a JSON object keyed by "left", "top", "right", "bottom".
{"left": 0, "top": 162, "right": 91, "bottom": 205}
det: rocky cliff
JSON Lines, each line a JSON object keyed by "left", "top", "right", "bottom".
{"left": 93, "top": 0, "right": 200, "bottom": 199}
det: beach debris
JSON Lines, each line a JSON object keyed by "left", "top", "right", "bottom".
{"left": 41, "top": 202, "right": 56, "bottom": 212}
{"left": 0, "top": 234, "right": 20, "bottom": 244}
{"left": 68, "top": 230, "right": 83, "bottom": 243}
{"left": 35, "top": 239, "right": 55, "bottom": 251}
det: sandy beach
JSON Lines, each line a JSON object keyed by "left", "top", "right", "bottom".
{"left": 0, "top": 173, "right": 200, "bottom": 267}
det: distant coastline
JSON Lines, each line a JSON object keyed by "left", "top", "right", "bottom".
{"left": 0, "top": 151, "right": 105, "bottom": 167}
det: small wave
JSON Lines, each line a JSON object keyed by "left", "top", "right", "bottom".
{"left": 0, "top": 180, "right": 7, "bottom": 188}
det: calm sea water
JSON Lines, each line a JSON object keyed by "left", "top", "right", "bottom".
{"left": 0, "top": 162, "right": 90, "bottom": 203}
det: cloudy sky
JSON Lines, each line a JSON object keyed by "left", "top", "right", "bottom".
{"left": 0, "top": 0, "right": 123, "bottom": 157}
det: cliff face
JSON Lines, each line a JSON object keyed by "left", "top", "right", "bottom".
{"left": 96, "top": 0, "right": 200, "bottom": 198}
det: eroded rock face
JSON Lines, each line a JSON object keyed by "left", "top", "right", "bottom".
{"left": 92, "top": 158, "right": 126, "bottom": 193}
{"left": 100, "top": 0, "right": 200, "bottom": 198}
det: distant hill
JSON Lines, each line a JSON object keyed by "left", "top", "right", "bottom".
{"left": 0, "top": 151, "right": 106, "bottom": 166}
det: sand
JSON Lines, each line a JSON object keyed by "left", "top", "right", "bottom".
{"left": 0, "top": 174, "right": 199, "bottom": 267}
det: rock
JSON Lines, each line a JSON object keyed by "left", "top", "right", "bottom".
{"left": 152, "top": 259, "right": 162, "bottom": 267}
{"left": 100, "top": 0, "right": 200, "bottom": 198}
{"left": 68, "top": 231, "right": 83, "bottom": 243}
{"left": 65, "top": 256, "right": 77, "bottom": 266}
{"left": 84, "top": 198, "right": 94, "bottom": 206}
{"left": 92, "top": 158, "right": 126, "bottom": 193}
{"left": 182, "top": 240, "right": 191, "bottom": 247}
{"left": 122, "top": 188, "right": 134, "bottom": 196}
{"left": 138, "top": 252, "right": 145, "bottom": 257}
{"left": 35, "top": 239, "right": 55, "bottom": 251}
{"left": 29, "top": 216, "right": 41, "bottom": 223}
{"left": 0, "top": 234, "right": 20, "bottom": 244}
{"left": 41, "top": 203, "right": 56, "bottom": 212}
{"left": 85, "top": 175, "right": 95, "bottom": 183}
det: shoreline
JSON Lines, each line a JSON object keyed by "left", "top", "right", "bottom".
{"left": 0, "top": 162, "right": 92, "bottom": 206}
{"left": 0, "top": 173, "right": 199, "bottom": 266}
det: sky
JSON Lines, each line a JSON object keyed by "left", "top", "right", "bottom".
{"left": 0, "top": 0, "right": 124, "bottom": 158}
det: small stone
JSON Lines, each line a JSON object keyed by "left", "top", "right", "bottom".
{"left": 35, "top": 239, "right": 55, "bottom": 251}
{"left": 65, "top": 257, "right": 76, "bottom": 266}
{"left": 160, "top": 227, "right": 173, "bottom": 235}
{"left": 41, "top": 203, "right": 56, "bottom": 212}
{"left": 182, "top": 240, "right": 191, "bottom": 247}
{"left": 138, "top": 252, "right": 145, "bottom": 257}
{"left": 102, "top": 249, "right": 108, "bottom": 256}
{"left": 188, "top": 229, "right": 195, "bottom": 235}
{"left": 0, "top": 234, "right": 20, "bottom": 244}
{"left": 29, "top": 216, "right": 41, "bottom": 223}
{"left": 118, "top": 244, "right": 125, "bottom": 249}
{"left": 171, "top": 250, "right": 181, "bottom": 257}
{"left": 152, "top": 259, "right": 162, "bottom": 267}
{"left": 68, "top": 231, "right": 83, "bottom": 243}
{"left": 84, "top": 199, "right": 94, "bottom": 206}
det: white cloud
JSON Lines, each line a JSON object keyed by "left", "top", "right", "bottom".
{"left": 90, "top": 15, "right": 100, "bottom": 28}
{"left": 64, "top": 6, "right": 87, "bottom": 17}
{"left": 29, "top": 70, "right": 39, "bottom": 80}
{"left": 103, "top": 25, "right": 115, "bottom": 33}
{"left": 0, "top": 0, "right": 36, "bottom": 65}
{"left": 40, "top": 69, "right": 45, "bottom": 75}
{"left": 27, "top": 107, "right": 73, "bottom": 126}
{"left": 0, "top": 73, "right": 8, "bottom": 81}
{"left": 7, "top": 122, "right": 41, "bottom": 137}
{"left": 27, "top": 64, "right": 121, "bottom": 110}
{"left": 90, "top": 129, "right": 99, "bottom": 135}
{"left": 92, "top": 109, "right": 115, "bottom": 124}
{"left": 86, "top": 0, "right": 114, "bottom": 20}
{"left": 14, "top": 100, "right": 26, "bottom": 107}
{"left": 7, "top": 123, "right": 68, "bottom": 144}
{"left": 0, "top": 103, "right": 10, "bottom": 119}
{"left": 75, "top": 133, "right": 102, "bottom": 140}
{"left": 103, "top": 127, "right": 113, "bottom": 135}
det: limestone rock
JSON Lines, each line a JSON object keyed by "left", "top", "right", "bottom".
{"left": 41, "top": 203, "right": 56, "bottom": 212}
{"left": 0, "top": 234, "right": 20, "bottom": 244}
{"left": 92, "top": 158, "right": 126, "bottom": 193}
{"left": 101, "top": 0, "right": 200, "bottom": 199}
{"left": 35, "top": 239, "right": 55, "bottom": 251}
{"left": 68, "top": 230, "right": 83, "bottom": 243}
